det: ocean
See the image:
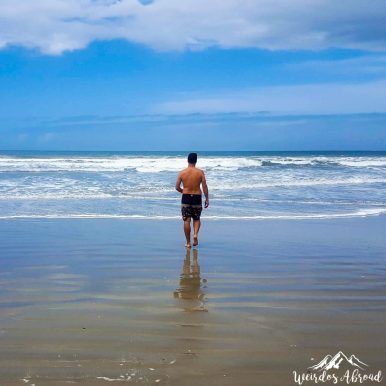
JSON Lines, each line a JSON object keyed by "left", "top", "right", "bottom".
{"left": 0, "top": 151, "right": 385, "bottom": 220}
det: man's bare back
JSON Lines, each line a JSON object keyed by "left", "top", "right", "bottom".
{"left": 178, "top": 167, "right": 206, "bottom": 195}
{"left": 176, "top": 166, "right": 209, "bottom": 208}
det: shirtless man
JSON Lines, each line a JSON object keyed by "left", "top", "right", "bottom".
{"left": 175, "top": 153, "right": 209, "bottom": 248}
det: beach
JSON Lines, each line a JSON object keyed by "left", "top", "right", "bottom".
{"left": 2, "top": 0, "right": 386, "bottom": 382}
{"left": 1, "top": 216, "right": 385, "bottom": 385}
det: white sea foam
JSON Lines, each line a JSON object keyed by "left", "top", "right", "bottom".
{"left": 209, "top": 176, "right": 386, "bottom": 190}
{"left": 96, "top": 376, "right": 126, "bottom": 382}
{"left": 1, "top": 155, "right": 386, "bottom": 172}
{"left": 1, "top": 208, "right": 385, "bottom": 220}
{"left": 337, "top": 158, "right": 386, "bottom": 168}
{"left": 1, "top": 175, "right": 385, "bottom": 200}
{"left": 0, "top": 194, "right": 175, "bottom": 200}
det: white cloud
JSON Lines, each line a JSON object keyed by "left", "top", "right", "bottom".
{"left": 0, "top": 0, "right": 385, "bottom": 54}
{"left": 153, "top": 80, "right": 386, "bottom": 115}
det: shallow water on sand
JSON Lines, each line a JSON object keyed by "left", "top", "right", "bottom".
{"left": 0, "top": 218, "right": 385, "bottom": 385}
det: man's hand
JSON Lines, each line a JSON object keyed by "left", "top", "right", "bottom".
{"left": 202, "top": 171, "right": 209, "bottom": 208}
{"left": 175, "top": 173, "right": 183, "bottom": 193}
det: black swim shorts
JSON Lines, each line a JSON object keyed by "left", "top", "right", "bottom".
{"left": 181, "top": 194, "right": 202, "bottom": 221}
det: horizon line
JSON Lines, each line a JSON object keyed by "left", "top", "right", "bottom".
{"left": 1, "top": 149, "right": 386, "bottom": 153}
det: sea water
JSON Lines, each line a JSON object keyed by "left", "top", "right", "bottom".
{"left": 0, "top": 151, "right": 385, "bottom": 220}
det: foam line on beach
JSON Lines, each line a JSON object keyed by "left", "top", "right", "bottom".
{"left": 1, "top": 208, "right": 385, "bottom": 220}
{"left": 0, "top": 195, "right": 383, "bottom": 206}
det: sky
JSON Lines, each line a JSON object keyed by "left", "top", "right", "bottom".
{"left": 1, "top": 0, "right": 386, "bottom": 151}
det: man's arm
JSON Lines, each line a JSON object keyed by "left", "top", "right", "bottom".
{"left": 175, "top": 172, "right": 183, "bottom": 193}
{"left": 201, "top": 171, "right": 209, "bottom": 208}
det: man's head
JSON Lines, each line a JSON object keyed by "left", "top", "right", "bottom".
{"left": 187, "top": 152, "right": 198, "bottom": 164}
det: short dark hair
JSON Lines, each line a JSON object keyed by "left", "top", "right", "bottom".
{"left": 188, "top": 152, "right": 197, "bottom": 164}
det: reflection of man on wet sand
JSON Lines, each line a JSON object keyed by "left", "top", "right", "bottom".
{"left": 175, "top": 153, "right": 209, "bottom": 248}
{"left": 174, "top": 249, "right": 207, "bottom": 311}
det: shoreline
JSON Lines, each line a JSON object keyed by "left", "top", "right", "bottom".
{"left": 0, "top": 210, "right": 386, "bottom": 220}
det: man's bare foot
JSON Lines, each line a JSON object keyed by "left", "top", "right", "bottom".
{"left": 185, "top": 243, "right": 191, "bottom": 248}
{"left": 193, "top": 235, "right": 198, "bottom": 246}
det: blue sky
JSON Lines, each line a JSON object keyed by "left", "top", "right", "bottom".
{"left": 1, "top": 0, "right": 386, "bottom": 150}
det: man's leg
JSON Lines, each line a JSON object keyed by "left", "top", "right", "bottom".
{"left": 184, "top": 218, "right": 191, "bottom": 248}
{"left": 193, "top": 219, "right": 200, "bottom": 246}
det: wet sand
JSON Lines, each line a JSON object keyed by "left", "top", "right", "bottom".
{"left": 0, "top": 217, "right": 385, "bottom": 385}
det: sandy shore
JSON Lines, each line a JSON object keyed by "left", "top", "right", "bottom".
{"left": 0, "top": 217, "right": 385, "bottom": 385}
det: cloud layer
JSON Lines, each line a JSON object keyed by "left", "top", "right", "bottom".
{"left": 1, "top": 0, "right": 386, "bottom": 54}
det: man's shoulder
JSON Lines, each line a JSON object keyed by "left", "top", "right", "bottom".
{"left": 179, "top": 167, "right": 204, "bottom": 176}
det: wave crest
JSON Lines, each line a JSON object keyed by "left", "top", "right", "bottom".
{"left": 1, "top": 155, "right": 386, "bottom": 172}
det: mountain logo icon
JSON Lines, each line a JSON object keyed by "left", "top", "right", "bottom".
{"left": 308, "top": 351, "right": 369, "bottom": 371}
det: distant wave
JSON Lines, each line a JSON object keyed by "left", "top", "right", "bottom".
{"left": 260, "top": 159, "right": 339, "bottom": 167}
{"left": 1, "top": 155, "right": 386, "bottom": 172}
{"left": 1, "top": 208, "right": 385, "bottom": 220}
{"left": 212, "top": 177, "right": 386, "bottom": 190}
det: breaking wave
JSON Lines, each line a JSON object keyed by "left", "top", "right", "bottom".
{"left": 1, "top": 155, "right": 386, "bottom": 173}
